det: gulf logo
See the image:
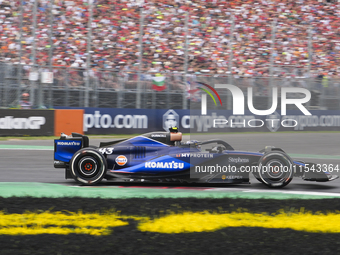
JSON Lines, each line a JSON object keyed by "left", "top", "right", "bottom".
{"left": 115, "top": 155, "right": 128, "bottom": 166}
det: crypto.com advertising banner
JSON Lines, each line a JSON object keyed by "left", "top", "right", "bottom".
{"left": 57, "top": 107, "right": 340, "bottom": 134}
{"left": 168, "top": 109, "right": 340, "bottom": 133}
{"left": 82, "top": 108, "right": 154, "bottom": 135}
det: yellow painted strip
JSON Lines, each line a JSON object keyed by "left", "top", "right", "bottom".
{"left": 3, "top": 210, "right": 340, "bottom": 235}
{"left": 0, "top": 227, "right": 110, "bottom": 235}
{"left": 138, "top": 211, "right": 340, "bottom": 234}
{"left": 0, "top": 211, "right": 143, "bottom": 235}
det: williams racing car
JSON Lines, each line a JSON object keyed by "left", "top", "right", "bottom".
{"left": 54, "top": 127, "right": 338, "bottom": 188}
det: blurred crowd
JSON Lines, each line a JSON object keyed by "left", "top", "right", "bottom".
{"left": 0, "top": 0, "right": 340, "bottom": 78}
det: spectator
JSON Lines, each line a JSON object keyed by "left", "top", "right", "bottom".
{"left": 68, "top": 70, "right": 84, "bottom": 88}
{"left": 19, "top": 93, "right": 32, "bottom": 109}
{"left": 0, "top": 0, "right": 339, "bottom": 78}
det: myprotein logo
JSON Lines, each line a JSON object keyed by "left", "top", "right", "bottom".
{"left": 202, "top": 84, "right": 311, "bottom": 116}
{"left": 179, "top": 153, "right": 214, "bottom": 158}
{"left": 84, "top": 111, "right": 148, "bottom": 131}
{"left": 0, "top": 116, "right": 45, "bottom": 129}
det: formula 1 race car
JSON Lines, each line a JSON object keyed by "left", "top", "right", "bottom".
{"left": 54, "top": 127, "right": 339, "bottom": 188}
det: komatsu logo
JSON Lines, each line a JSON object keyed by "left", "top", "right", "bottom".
{"left": 145, "top": 161, "right": 184, "bottom": 169}
{"left": 57, "top": 141, "right": 81, "bottom": 146}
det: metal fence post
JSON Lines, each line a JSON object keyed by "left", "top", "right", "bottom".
{"left": 307, "top": 25, "right": 313, "bottom": 98}
{"left": 3, "top": 64, "right": 9, "bottom": 107}
{"left": 85, "top": 0, "right": 93, "bottom": 108}
{"left": 117, "top": 71, "right": 123, "bottom": 108}
{"left": 183, "top": 12, "right": 189, "bottom": 110}
{"left": 17, "top": 0, "right": 24, "bottom": 108}
{"left": 65, "top": 68, "right": 69, "bottom": 106}
{"left": 136, "top": 7, "right": 144, "bottom": 109}
{"left": 31, "top": 0, "right": 38, "bottom": 108}
{"left": 307, "top": 25, "right": 312, "bottom": 77}
{"left": 227, "top": 14, "right": 234, "bottom": 110}
{"left": 48, "top": 0, "right": 54, "bottom": 108}
{"left": 268, "top": 18, "right": 277, "bottom": 109}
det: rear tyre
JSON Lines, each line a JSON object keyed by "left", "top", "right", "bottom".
{"left": 69, "top": 148, "right": 107, "bottom": 185}
{"left": 257, "top": 152, "right": 293, "bottom": 188}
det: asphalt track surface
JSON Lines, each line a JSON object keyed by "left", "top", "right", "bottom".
{"left": 2, "top": 132, "right": 340, "bottom": 194}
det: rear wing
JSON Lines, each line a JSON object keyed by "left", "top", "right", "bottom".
{"left": 54, "top": 133, "right": 89, "bottom": 168}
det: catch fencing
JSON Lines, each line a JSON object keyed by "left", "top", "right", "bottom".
{"left": 0, "top": 62, "right": 339, "bottom": 111}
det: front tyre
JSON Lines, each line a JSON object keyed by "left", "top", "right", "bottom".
{"left": 257, "top": 152, "right": 293, "bottom": 188}
{"left": 69, "top": 148, "right": 107, "bottom": 185}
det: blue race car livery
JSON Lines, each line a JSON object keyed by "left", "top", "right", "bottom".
{"left": 54, "top": 128, "right": 338, "bottom": 188}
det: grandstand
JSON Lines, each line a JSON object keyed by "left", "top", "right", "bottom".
{"left": 0, "top": 0, "right": 339, "bottom": 109}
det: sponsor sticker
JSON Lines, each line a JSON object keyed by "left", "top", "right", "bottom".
{"left": 116, "top": 155, "right": 128, "bottom": 166}
{"left": 177, "top": 153, "right": 214, "bottom": 158}
{"left": 151, "top": 134, "right": 166, "bottom": 138}
{"left": 228, "top": 157, "right": 250, "bottom": 163}
{"left": 145, "top": 161, "right": 184, "bottom": 169}
{"left": 57, "top": 141, "right": 81, "bottom": 146}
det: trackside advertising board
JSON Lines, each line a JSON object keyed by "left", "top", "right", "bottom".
{"left": 6, "top": 107, "right": 340, "bottom": 135}
{"left": 0, "top": 109, "right": 54, "bottom": 136}
{"left": 56, "top": 107, "right": 340, "bottom": 134}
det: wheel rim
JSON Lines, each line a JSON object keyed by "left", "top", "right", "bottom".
{"left": 78, "top": 157, "right": 98, "bottom": 177}
{"left": 70, "top": 149, "right": 107, "bottom": 185}
{"left": 259, "top": 157, "right": 292, "bottom": 186}
{"left": 264, "top": 159, "right": 286, "bottom": 180}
